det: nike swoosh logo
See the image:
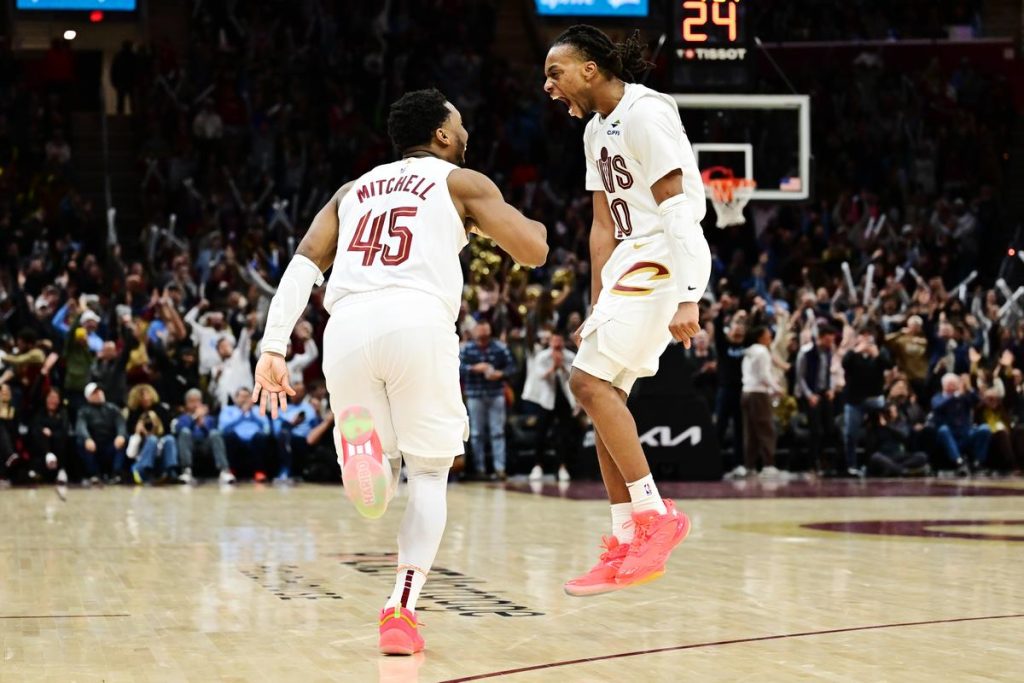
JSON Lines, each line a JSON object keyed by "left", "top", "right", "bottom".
{"left": 687, "top": 286, "right": 697, "bottom": 290}
{"left": 632, "top": 242, "right": 648, "bottom": 250}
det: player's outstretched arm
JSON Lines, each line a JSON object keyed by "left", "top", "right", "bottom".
{"left": 253, "top": 181, "right": 354, "bottom": 418}
{"left": 448, "top": 169, "right": 548, "bottom": 267}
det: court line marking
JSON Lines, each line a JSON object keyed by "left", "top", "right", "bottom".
{"left": 440, "top": 613, "right": 1024, "bottom": 682}
{"left": 0, "top": 613, "right": 130, "bottom": 620}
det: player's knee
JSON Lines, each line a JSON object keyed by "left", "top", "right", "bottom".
{"left": 404, "top": 454, "right": 453, "bottom": 481}
{"left": 573, "top": 368, "right": 612, "bottom": 405}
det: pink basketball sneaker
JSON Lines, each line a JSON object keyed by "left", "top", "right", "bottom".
{"left": 616, "top": 499, "right": 691, "bottom": 585}
{"left": 563, "top": 535, "right": 631, "bottom": 597}
{"left": 378, "top": 606, "right": 425, "bottom": 655}
{"left": 337, "top": 406, "right": 391, "bottom": 519}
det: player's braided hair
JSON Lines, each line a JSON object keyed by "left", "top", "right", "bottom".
{"left": 387, "top": 88, "right": 452, "bottom": 153}
{"left": 553, "top": 25, "right": 652, "bottom": 83}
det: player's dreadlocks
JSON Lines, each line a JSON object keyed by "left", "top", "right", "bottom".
{"left": 387, "top": 88, "right": 452, "bottom": 154}
{"left": 553, "top": 25, "right": 652, "bottom": 83}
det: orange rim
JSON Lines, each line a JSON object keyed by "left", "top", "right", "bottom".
{"left": 705, "top": 178, "right": 756, "bottom": 203}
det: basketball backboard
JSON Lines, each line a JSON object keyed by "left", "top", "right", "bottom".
{"left": 673, "top": 94, "right": 811, "bottom": 202}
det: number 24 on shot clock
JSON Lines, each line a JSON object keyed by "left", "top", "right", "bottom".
{"left": 681, "top": 0, "right": 741, "bottom": 44}
{"left": 674, "top": 0, "right": 750, "bottom": 74}
{"left": 673, "top": 0, "right": 749, "bottom": 86}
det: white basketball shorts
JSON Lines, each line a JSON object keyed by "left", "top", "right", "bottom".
{"left": 572, "top": 233, "right": 679, "bottom": 394}
{"left": 323, "top": 288, "right": 469, "bottom": 460}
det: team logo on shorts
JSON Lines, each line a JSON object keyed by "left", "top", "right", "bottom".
{"left": 610, "top": 261, "right": 670, "bottom": 297}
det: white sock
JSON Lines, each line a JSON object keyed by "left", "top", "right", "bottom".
{"left": 610, "top": 502, "right": 634, "bottom": 543}
{"left": 386, "top": 567, "right": 427, "bottom": 612}
{"left": 626, "top": 474, "right": 666, "bottom": 515}
{"left": 386, "top": 454, "right": 452, "bottom": 612}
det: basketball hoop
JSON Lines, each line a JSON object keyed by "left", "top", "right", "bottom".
{"left": 702, "top": 166, "right": 756, "bottom": 229}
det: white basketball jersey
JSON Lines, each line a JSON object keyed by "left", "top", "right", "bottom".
{"left": 323, "top": 156, "right": 468, "bottom": 320}
{"left": 584, "top": 83, "right": 706, "bottom": 241}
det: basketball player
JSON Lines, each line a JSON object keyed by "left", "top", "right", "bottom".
{"left": 251, "top": 89, "right": 548, "bottom": 654}
{"left": 543, "top": 26, "right": 711, "bottom": 595}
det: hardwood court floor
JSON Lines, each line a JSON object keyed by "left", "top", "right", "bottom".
{"left": 2, "top": 476, "right": 1023, "bottom": 682}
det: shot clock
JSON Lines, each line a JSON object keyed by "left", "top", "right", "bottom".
{"left": 673, "top": 0, "right": 752, "bottom": 89}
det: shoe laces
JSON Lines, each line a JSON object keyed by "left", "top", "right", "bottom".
{"left": 625, "top": 512, "right": 660, "bottom": 555}
{"left": 598, "top": 536, "right": 628, "bottom": 563}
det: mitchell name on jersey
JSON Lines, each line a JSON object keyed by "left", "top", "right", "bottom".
{"left": 353, "top": 173, "right": 439, "bottom": 204}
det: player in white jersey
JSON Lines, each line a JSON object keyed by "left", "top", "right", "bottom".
{"left": 543, "top": 26, "right": 711, "bottom": 595}
{"left": 251, "top": 89, "right": 548, "bottom": 654}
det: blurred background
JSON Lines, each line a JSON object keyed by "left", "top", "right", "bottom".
{"left": 0, "top": 0, "right": 1022, "bottom": 488}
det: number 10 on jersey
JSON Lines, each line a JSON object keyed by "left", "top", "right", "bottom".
{"left": 610, "top": 198, "right": 633, "bottom": 239}
{"left": 348, "top": 206, "right": 417, "bottom": 266}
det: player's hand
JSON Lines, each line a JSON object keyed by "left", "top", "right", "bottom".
{"left": 113, "top": 436, "right": 126, "bottom": 450}
{"left": 669, "top": 302, "right": 701, "bottom": 348}
{"left": 253, "top": 352, "right": 295, "bottom": 419}
{"left": 84, "top": 438, "right": 97, "bottom": 453}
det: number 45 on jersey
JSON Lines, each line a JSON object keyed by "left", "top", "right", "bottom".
{"left": 348, "top": 207, "right": 417, "bottom": 266}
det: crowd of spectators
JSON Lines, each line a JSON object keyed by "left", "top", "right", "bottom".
{"left": 0, "top": 1, "right": 1020, "bottom": 487}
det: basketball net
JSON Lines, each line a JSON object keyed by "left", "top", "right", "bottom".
{"left": 702, "top": 166, "right": 756, "bottom": 229}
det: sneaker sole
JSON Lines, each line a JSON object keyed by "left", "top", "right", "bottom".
{"left": 617, "top": 512, "right": 692, "bottom": 583}
{"left": 338, "top": 406, "right": 377, "bottom": 445}
{"left": 565, "top": 566, "right": 668, "bottom": 597}
{"left": 563, "top": 580, "right": 619, "bottom": 597}
{"left": 379, "top": 630, "right": 423, "bottom": 656}
{"left": 343, "top": 455, "right": 389, "bottom": 519}
{"left": 339, "top": 407, "right": 389, "bottom": 519}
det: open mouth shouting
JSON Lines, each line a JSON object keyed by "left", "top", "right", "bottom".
{"left": 552, "top": 94, "right": 576, "bottom": 117}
